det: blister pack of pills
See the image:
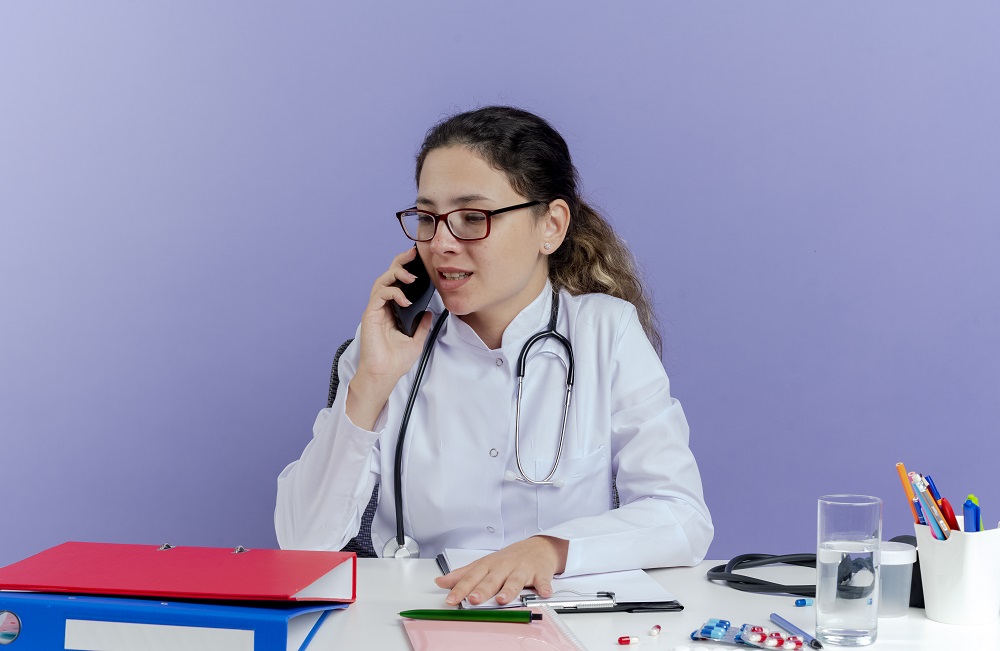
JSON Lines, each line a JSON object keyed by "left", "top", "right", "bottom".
{"left": 690, "top": 619, "right": 803, "bottom": 650}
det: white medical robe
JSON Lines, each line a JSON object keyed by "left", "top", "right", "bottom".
{"left": 275, "top": 284, "right": 713, "bottom": 576}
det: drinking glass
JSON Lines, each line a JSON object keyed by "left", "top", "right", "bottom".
{"left": 816, "top": 495, "right": 882, "bottom": 647}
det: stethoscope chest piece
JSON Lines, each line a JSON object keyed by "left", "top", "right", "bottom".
{"left": 383, "top": 535, "right": 421, "bottom": 559}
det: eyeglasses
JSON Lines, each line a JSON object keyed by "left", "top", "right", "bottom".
{"left": 395, "top": 200, "right": 543, "bottom": 242}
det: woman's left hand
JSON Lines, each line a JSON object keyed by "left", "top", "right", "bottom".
{"left": 434, "top": 536, "right": 569, "bottom": 606}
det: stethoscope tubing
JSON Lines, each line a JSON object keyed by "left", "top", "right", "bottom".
{"left": 512, "top": 329, "right": 573, "bottom": 485}
{"left": 389, "top": 291, "right": 574, "bottom": 556}
{"left": 392, "top": 310, "right": 449, "bottom": 549}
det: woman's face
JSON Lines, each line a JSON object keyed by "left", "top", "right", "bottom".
{"left": 415, "top": 145, "right": 555, "bottom": 343}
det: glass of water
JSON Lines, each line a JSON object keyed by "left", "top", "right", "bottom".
{"left": 816, "top": 495, "right": 882, "bottom": 647}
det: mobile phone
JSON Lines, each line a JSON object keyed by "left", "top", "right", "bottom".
{"left": 390, "top": 251, "right": 435, "bottom": 337}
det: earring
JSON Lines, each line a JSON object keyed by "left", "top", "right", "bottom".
{"left": 543, "top": 242, "right": 552, "bottom": 250}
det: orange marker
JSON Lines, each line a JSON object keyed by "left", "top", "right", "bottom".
{"left": 896, "top": 462, "right": 920, "bottom": 524}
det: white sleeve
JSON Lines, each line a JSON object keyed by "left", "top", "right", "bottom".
{"left": 274, "top": 340, "right": 384, "bottom": 551}
{"left": 538, "top": 306, "right": 714, "bottom": 576}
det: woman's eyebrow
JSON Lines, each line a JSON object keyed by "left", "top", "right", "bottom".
{"left": 415, "top": 194, "right": 494, "bottom": 209}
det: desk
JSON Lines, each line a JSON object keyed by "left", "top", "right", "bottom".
{"left": 307, "top": 559, "right": 998, "bottom": 650}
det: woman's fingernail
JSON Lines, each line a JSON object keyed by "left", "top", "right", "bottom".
{"left": 469, "top": 592, "right": 479, "bottom": 602}
{"left": 445, "top": 595, "right": 457, "bottom": 605}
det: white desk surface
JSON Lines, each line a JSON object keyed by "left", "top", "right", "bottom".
{"left": 308, "top": 558, "right": 998, "bottom": 650}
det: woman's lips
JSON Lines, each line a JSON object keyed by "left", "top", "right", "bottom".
{"left": 436, "top": 268, "right": 473, "bottom": 291}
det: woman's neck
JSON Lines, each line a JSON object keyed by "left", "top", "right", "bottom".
{"left": 459, "top": 275, "right": 549, "bottom": 350}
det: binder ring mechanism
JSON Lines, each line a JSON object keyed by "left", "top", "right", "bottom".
{"left": 155, "top": 543, "right": 249, "bottom": 554}
{"left": 520, "top": 590, "right": 616, "bottom": 610}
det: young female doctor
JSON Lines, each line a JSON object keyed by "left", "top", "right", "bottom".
{"left": 275, "top": 106, "right": 713, "bottom": 607}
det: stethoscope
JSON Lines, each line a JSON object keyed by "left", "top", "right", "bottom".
{"left": 382, "top": 290, "right": 575, "bottom": 558}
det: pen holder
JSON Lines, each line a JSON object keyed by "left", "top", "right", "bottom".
{"left": 913, "top": 522, "right": 1000, "bottom": 625}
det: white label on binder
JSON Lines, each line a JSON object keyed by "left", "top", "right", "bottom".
{"left": 65, "top": 619, "right": 253, "bottom": 651}
{"left": 292, "top": 557, "right": 355, "bottom": 599}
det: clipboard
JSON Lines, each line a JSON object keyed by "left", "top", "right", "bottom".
{"left": 436, "top": 550, "right": 683, "bottom": 614}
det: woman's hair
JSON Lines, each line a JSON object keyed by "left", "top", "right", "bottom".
{"left": 415, "top": 106, "right": 663, "bottom": 355}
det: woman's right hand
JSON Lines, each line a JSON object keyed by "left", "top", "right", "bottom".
{"left": 345, "top": 247, "right": 434, "bottom": 430}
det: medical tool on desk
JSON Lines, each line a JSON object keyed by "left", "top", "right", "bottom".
{"left": 383, "top": 291, "right": 576, "bottom": 558}
{"left": 691, "top": 619, "right": 804, "bottom": 650}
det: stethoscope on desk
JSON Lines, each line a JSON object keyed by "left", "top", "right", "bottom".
{"left": 383, "top": 290, "right": 575, "bottom": 559}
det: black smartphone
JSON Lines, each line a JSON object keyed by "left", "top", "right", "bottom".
{"left": 390, "top": 251, "right": 435, "bottom": 337}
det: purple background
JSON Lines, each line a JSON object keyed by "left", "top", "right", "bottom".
{"left": 2, "top": 2, "right": 998, "bottom": 567}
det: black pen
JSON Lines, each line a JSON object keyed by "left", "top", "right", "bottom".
{"left": 770, "top": 613, "right": 823, "bottom": 650}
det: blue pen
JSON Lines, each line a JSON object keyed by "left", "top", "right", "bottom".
{"left": 924, "top": 475, "right": 943, "bottom": 504}
{"left": 964, "top": 499, "right": 981, "bottom": 532}
{"left": 912, "top": 498, "right": 926, "bottom": 525}
{"left": 770, "top": 613, "right": 823, "bottom": 650}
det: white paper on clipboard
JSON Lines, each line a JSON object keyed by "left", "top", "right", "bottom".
{"left": 438, "top": 548, "right": 679, "bottom": 611}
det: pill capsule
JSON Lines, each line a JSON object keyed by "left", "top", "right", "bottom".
{"left": 795, "top": 598, "right": 814, "bottom": 607}
{"left": 765, "top": 632, "right": 785, "bottom": 648}
{"left": 783, "top": 636, "right": 804, "bottom": 650}
{"left": 618, "top": 636, "right": 640, "bottom": 645}
{"left": 649, "top": 625, "right": 662, "bottom": 636}
{"left": 740, "top": 625, "right": 766, "bottom": 644}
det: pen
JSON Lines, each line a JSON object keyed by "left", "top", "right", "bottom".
{"left": 770, "top": 613, "right": 822, "bottom": 650}
{"left": 895, "top": 462, "right": 920, "bottom": 524}
{"left": 910, "top": 473, "right": 951, "bottom": 539}
{"left": 911, "top": 478, "right": 944, "bottom": 539}
{"left": 912, "top": 497, "right": 926, "bottom": 525}
{"left": 399, "top": 609, "right": 542, "bottom": 623}
{"left": 924, "top": 474, "right": 944, "bottom": 506}
{"left": 964, "top": 499, "right": 981, "bottom": 533}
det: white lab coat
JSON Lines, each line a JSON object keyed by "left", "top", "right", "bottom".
{"left": 275, "top": 284, "right": 713, "bottom": 576}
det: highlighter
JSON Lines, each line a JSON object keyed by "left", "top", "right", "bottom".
{"left": 968, "top": 494, "right": 984, "bottom": 530}
{"left": 964, "top": 499, "right": 981, "bottom": 533}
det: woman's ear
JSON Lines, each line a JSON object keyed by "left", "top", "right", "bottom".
{"left": 540, "top": 199, "right": 571, "bottom": 255}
